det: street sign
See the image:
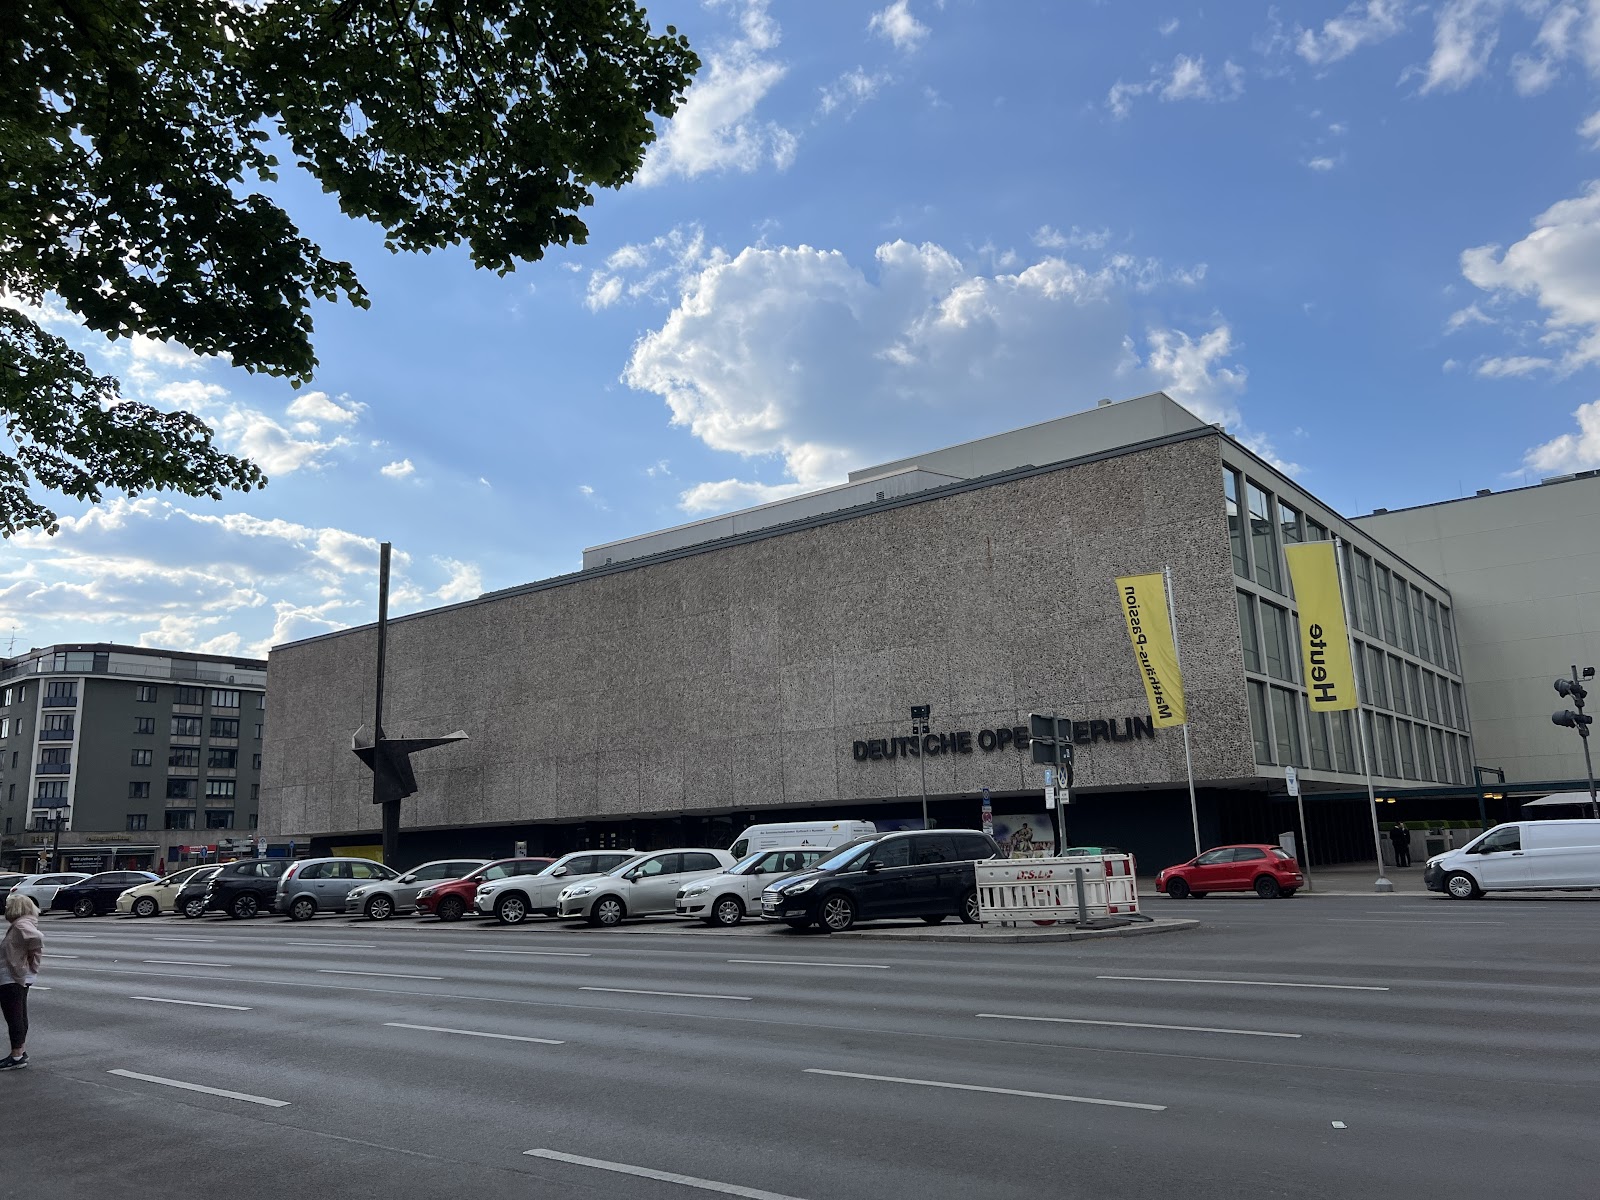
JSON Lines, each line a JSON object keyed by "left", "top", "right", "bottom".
{"left": 1044, "top": 786, "right": 1057, "bottom": 809}
{"left": 514, "top": 840, "right": 528, "bottom": 858}
{"left": 1285, "top": 766, "right": 1300, "bottom": 797}
{"left": 980, "top": 787, "right": 993, "bottom": 836}
{"left": 1043, "top": 768, "right": 1053, "bottom": 787}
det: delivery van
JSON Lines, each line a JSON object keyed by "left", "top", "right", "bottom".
{"left": 728, "top": 820, "right": 876, "bottom": 861}
{"left": 1423, "top": 819, "right": 1600, "bottom": 898}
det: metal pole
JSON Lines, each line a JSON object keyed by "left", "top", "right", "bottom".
{"left": 49, "top": 811, "right": 63, "bottom": 873}
{"left": 374, "top": 542, "right": 399, "bottom": 867}
{"left": 915, "top": 708, "right": 930, "bottom": 831}
{"left": 1570, "top": 665, "right": 1600, "bottom": 820}
{"left": 1294, "top": 788, "right": 1314, "bottom": 893}
{"left": 1163, "top": 567, "right": 1203, "bottom": 857}
{"left": 1050, "top": 711, "right": 1063, "bottom": 857}
{"left": 1073, "top": 866, "right": 1087, "bottom": 925}
{"left": 1334, "top": 537, "right": 1393, "bottom": 893}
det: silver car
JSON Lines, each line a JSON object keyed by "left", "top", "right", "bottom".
{"left": 274, "top": 857, "right": 399, "bottom": 921}
{"left": 10, "top": 872, "right": 90, "bottom": 913}
{"left": 473, "top": 850, "right": 639, "bottom": 925}
{"left": 344, "top": 858, "right": 488, "bottom": 920}
{"left": 556, "top": 848, "right": 737, "bottom": 926}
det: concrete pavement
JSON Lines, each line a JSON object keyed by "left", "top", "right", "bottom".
{"left": 8, "top": 894, "right": 1598, "bottom": 1199}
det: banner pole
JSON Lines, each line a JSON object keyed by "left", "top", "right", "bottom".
{"left": 1164, "top": 566, "right": 1203, "bottom": 857}
{"left": 1333, "top": 536, "right": 1394, "bottom": 894}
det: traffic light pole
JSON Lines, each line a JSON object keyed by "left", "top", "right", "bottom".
{"left": 1553, "top": 665, "right": 1599, "bottom": 819}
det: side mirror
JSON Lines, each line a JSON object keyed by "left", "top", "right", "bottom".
{"left": 552, "top": 867, "right": 567, "bottom": 877}
{"left": 866, "top": 860, "right": 883, "bottom": 873}
{"left": 399, "top": 875, "right": 416, "bottom": 884}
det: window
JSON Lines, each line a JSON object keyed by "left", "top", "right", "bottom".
{"left": 1247, "top": 481, "right": 1281, "bottom": 591}
{"left": 1375, "top": 566, "right": 1398, "bottom": 644}
{"left": 1477, "top": 825, "right": 1521, "bottom": 853}
{"left": 208, "top": 748, "right": 238, "bottom": 769}
{"left": 1410, "top": 586, "right": 1430, "bottom": 662}
{"left": 254, "top": 723, "right": 263, "bottom": 740}
{"left": 682, "top": 852, "right": 723, "bottom": 871}
{"left": 135, "top": 717, "right": 155, "bottom": 734}
{"left": 128, "top": 782, "right": 151, "bottom": 799}
{"left": 252, "top": 753, "right": 262, "bottom": 770}
{"left": 1415, "top": 727, "right": 1435, "bottom": 781}
{"left": 1270, "top": 687, "right": 1304, "bottom": 766}
{"left": 871, "top": 839, "right": 912, "bottom": 868}
{"left": 171, "top": 716, "right": 202, "bottom": 737}
{"left": 43, "top": 680, "right": 77, "bottom": 706}
{"left": 205, "top": 810, "right": 234, "bottom": 829}
{"left": 1260, "top": 602, "right": 1294, "bottom": 681}
{"left": 205, "top": 780, "right": 236, "bottom": 800}
{"left": 174, "top": 686, "right": 204, "bottom": 706}
{"left": 1393, "top": 574, "right": 1415, "bottom": 652}
{"left": 1431, "top": 729, "right": 1449, "bottom": 784}
{"left": 167, "top": 779, "right": 198, "bottom": 801}
{"left": 164, "top": 810, "right": 196, "bottom": 830}
{"left": 1388, "top": 656, "right": 1408, "bottom": 715}
{"left": 136, "top": 685, "right": 157, "bottom": 702}
{"left": 1304, "top": 702, "right": 1332, "bottom": 771}
{"left": 1426, "top": 597, "right": 1445, "bottom": 666}
{"left": 250, "top": 784, "right": 259, "bottom": 801}
{"left": 1353, "top": 551, "right": 1377, "bottom": 633}
{"left": 131, "top": 748, "right": 152, "bottom": 766}
{"left": 1451, "top": 682, "right": 1467, "bottom": 729}
{"left": 1237, "top": 592, "right": 1262, "bottom": 672}
{"left": 256, "top": 694, "right": 267, "bottom": 710}
{"left": 1397, "top": 720, "right": 1418, "bottom": 779}
{"left": 1279, "top": 501, "right": 1303, "bottom": 546}
{"left": 249, "top": 813, "right": 259, "bottom": 830}
{"left": 38, "top": 746, "right": 71, "bottom": 771}
{"left": 210, "top": 689, "right": 240, "bottom": 709}
{"left": 1332, "top": 710, "right": 1357, "bottom": 773}
{"left": 1374, "top": 713, "right": 1398, "bottom": 777}
{"left": 1248, "top": 680, "right": 1272, "bottom": 764}
{"left": 1234, "top": 848, "right": 1267, "bottom": 861}
{"left": 41, "top": 713, "right": 74, "bottom": 739}
{"left": 1440, "top": 605, "right": 1459, "bottom": 672}
{"left": 0, "top": 686, "right": 9, "bottom": 706}
{"left": 633, "top": 854, "right": 677, "bottom": 877}
{"left": 168, "top": 746, "right": 199, "bottom": 768}
{"left": 126, "top": 814, "right": 148, "bottom": 832}
{"left": 36, "top": 780, "right": 68, "bottom": 802}
{"left": 0, "top": 718, "right": 7, "bottom": 739}
{"left": 1406, "top": 663, "right": 1424, "bottom": 720}
{"left": 1225, "top": 469, "right": 1248, "bottom": 578}
{"left": 210, "top": 718, "right": 240, "bottom": 738}
{"left": 1366, "top": 645, "right": 1389, "bottom": 708}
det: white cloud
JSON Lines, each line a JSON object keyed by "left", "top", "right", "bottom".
{"left": 1461, "top": 181, "right": 1600, "bottom": 372}
{"left": 1525, "top": 398, "right": 1600, "bottom": 471}
{"left": 868, "top": 0, "right": 929, "bottom": 51}
{"left": 1582, "top": 109, "right": 1600, "bottom": 146}
{"left": 623, "top": 236, "right": 1251, "bottom": 514}
{"left": 636, "top": 1, "right": 795, "bottom": 185}
{"left": 819, "top": 67, "right": 892, "bottom": 116}
{"left": 211, "top": 408, "right": 347, "bottom": 475}
{"left": 1296, "top": 0, "right": 1406, "bottom": 65}
{"left": 1032, "top": 225, "right": 1112, "bottom": 251}
{"left": 1445, "top": 302, "right": 1494, "bottom": 331}
{"left": 286, "top": 390, "right": 365, "bottom": 426}
{"left": 1476, "top": 354, "right": 1555, "bottom": 376}
{"left": 1420, "top": 0, "right": 1508, "bottom": 93}
{"left": 1305, "top": 155, "right": 1339, "bottom": 171}
{"left": 434, "top": 557, "right": 482, "bottom": 603}
{"left": 1108, "top": 55, "right": 1244, "bottom": 117}
{"left": 585, "top": 225, "right": 725, "bottom": 311}
{"left": 1159, "top": 18, "right": 1180, "bottom": 36}
{"left": 380, "top": 458, "right": 416, "bottom": 479}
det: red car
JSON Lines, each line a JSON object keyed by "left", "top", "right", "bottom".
{"left": 1155, "top": 844, "right": 1303, "bottom": 899}
{"left": 413, "top": 857, "right": 554, "bottom": 921}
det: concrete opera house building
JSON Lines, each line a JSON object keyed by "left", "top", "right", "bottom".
{"left": 262, "top": 393, "right": 1476, "bottom": 871}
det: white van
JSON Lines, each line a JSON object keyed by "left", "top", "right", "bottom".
{"left": 728, "top": 820, "right": 876, "bottom": 860}
{"left": 1424, "top": 819, "right": 1600, "bottom": 899}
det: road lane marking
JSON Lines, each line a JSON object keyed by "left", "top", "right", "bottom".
{"left": 108, "top": 1069, "right": 288, "bottom": 1107}
{"left": 727, "top": 959, "right": 890, "bottom": 970}
{"left": 579, "top": 986, "right": 752, "bottom": 1001}
{"left": 142, "top": 960, "right": 234, "bottom": 967}
{"left": 977, "top": 1013, "right": 1302, "bottom": 1039}
{"left": 465, "top": 949, "right": 593, "bottom": 958}
{"left": 384, "top": 1022, "right": 564, "bottom": 1045}
{"left": 1328, "top": 918, "right": 1505, "bottom": 926}
{"left": 281, "top": 941, "right": 378, "bottom": 949}
{"left": 131, "top": 996, "right": 252, "bottom": 1011}
{"left": 150, "top": 937, "right": 219, "bottom": 943}
{"left": 802, "top": 1068, "right": 1165, "bottom": 1112}
{"left": 524, "top": 1149, "right": 804, "bottom": 1200}
{"left": 318, "top": 969, "right": 442, "bottom": 980}
{"left": 42, "top": 954, "right": 79, "bottom": 960}
{"left": 1097, "top": 975, "right": 1389, "bottom": 992}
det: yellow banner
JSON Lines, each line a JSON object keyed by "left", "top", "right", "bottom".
{"left": 1283, "top": 541, "right": 1358, "bottom": 711}
{"left": 1116, "top": 572, "right": 1187, "bottom": 728}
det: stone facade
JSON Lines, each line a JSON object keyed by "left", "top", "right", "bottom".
{"left": 263, "top": 432, "right": 1259, "bottom": 840}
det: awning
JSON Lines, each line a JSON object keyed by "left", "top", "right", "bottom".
{"left": 1521, "top": 792, "right": 1599, "bottom": 808}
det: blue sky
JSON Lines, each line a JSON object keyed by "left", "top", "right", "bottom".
{"left": 7, "top": 0, "right": 1600, "bottom": 658}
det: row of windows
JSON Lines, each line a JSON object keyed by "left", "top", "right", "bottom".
{"left": 132, "top": 748, "right": 260, "bottom": 769}
{"left": 0, "top": 684, "right": 26, "bottom": 707}
{"left": 135, "top": 684, "right": 264, "bottom": 708}
{"left": 126, "top": 779, "right": 246, "bottom": 801}
{"left": 125, "top": 811, "right": 259, "bottom": 831}
{"left": 134, "top": 717, "right": 260, "bottom": 738}
{"left": 1246, "top": 680, "right": 1476, "bottom": 784}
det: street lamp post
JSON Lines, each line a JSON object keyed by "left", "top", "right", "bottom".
{"left": 911, "top": 705, "right": 931, "bottom": 830}
{"left": 47, "top": 804, "right": 66, "bottom": 872}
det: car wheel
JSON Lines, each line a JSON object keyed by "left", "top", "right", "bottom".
{"left": 1445, "top": 871, "right": 1481, "bottom": 900}
{"left": 588, "top": 896, "right": 625, "bottom": 927}
{"left": 1254, "top": 875, "right": 1282, "bottom": 899}
{"left": 182, "top": 897, "right": 207, "bottom": 919}
{"left": 436, "top": 895, "right": 466, "bottom": 922}
{"left": 921, "top": 914, "right": 947, "bottom": 925}
{"left": 289, "top": 896, "right": 317, "bottom": 922}
{"left": 73, "top": 897, "right": 96, "bottom": 918}
{"left": 230, "top": 893, "right": 259, "bottom": 920}
{"left": 495, "top": 894, "right": 528, "bottom": 926}
{"left": 818, "top": 892, "right": 855, "bottom": 932}
{"left": 364, "top": 894, "right": 394, "bottom": 921}
{"left": 711, "top": 896, "right": 745, "bottom": 927}
{"left": 959, "top": 889, "right": 981, "bottom": 924}
{"left": 132, "top": 896, "right": 159, "bottom": 918}
{"left": 1165, "top": 878, "right": 1191, "bottom": 899}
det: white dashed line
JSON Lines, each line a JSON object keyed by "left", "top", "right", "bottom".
{"left": 579, "top": 986, "right": 751, "bottom": 1001}
{"left": 803, "top": 1068, "right": 1166, "bottom": 1111}
{"left": 977, "top": 1013, "right": 1303, "bottom": 1038}
{"left": 1096, "top": 975, "right": 1389, "bottom": 992}
{"left": 317, "top": 969, "right": 442, "bottom": 980}
{"left": 524, "top": 1149, "right": 804, "bottom": 1199}
{"left": 131, "top": 996, "right": 252, "bottom": 1011}
{"left": 727, "top": 959, "right": 890, "bottom": 970}
{"left": 109, "top": 1069, "right": 287, "bottom": 1107}
{"left": 383, "top": 1022, "right": 564, "bottom": 1045}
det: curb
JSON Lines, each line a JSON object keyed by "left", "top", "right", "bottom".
{"left": 829, "top": 918, "right": 1199, "bottom": 944}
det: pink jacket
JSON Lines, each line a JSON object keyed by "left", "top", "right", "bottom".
{"left": 2, "top": 916, "right": 42, "bottom": 987}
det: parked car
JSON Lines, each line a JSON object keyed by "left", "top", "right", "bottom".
{"left": 0, "top": 873, "right": 29, "bottom": 905}
{"left": 415, "top": 857, "right": 554, "bottom": 922}
{"left": 54, "top": 870, "right": 160, "bottom": 917}
{"left": 344, "top": 858, "right": 489, "bottom": 920}
{"left": 201, "top": 859, "right": 289, "bottom": 918}
{"left": 9, "top": 872, "right": 88, "bottom": 912}
{"left": 177, "top": 866, "right": 229, "bottom": 918}
{"left": 116, "top": 864, "right": 223, "bottom": 917}
{"left": 760, "top": 829, "right": 1001, "bottom": 932}
{"left": 274, "top": 857, "right": 399, "bottom": 921}
{"left": 677, "top": 846, "right": 831, "bottom": 926}
{"left": 1425, "top": 819, "right": 1600, "bottom": 899}
{"left": 1156, "top": 844, "right": 1303, "bottom": 899}
{"left": 556, "top": 849, "right": 737, "bottom": 926}
{"left": 475, "top": 850, "right": 638, "bottom": 925}
{"left": 728, "top": 821, "right": 875, "bottom": 860}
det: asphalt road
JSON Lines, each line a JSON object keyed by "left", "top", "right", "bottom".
{"left": 8, "top": 892, "right": 1598, "bottom": 1200}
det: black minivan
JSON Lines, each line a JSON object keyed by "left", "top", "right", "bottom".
{"left": 759, "top": 829, "right": 1001, "bottom": 932}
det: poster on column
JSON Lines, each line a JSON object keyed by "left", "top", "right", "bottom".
{"left": 990, "top": 815, "right": 1054, "bottom": 859}
{"left": 1115, "top": 572, "right": 1187, "bottom": 728}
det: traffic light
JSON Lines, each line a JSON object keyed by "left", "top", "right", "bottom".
{"left": 1554, "top": 671, "right": 1595, "bottom": 739}
{"left": 1028, "top": 713, "right": 1075, "bottom": 782}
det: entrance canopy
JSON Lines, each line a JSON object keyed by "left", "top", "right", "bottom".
{"left": 1521, "top": 792, "right": 1599, "bottom": 808}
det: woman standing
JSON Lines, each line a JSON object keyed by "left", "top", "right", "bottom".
{"left": 1, "top": 892, "right": 43, "bottom": 1070}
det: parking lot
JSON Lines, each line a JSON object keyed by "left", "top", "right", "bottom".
{"left": 7, "top": 890, "right": 1598, "bottom": 1200}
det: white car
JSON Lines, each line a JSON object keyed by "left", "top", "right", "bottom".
{"left": 557, "top": 848, "right": 737, "bottom": 927}
{"left": 474, "top": 850, "right": 639, "bottom": 925}
{"left": 116, "top": 863, "right": 224, "bottom": 917}
{"left": 676, "top": 846, "right": 832, "bottom": 926}
{"left": 11, "top": 872, "right": 89, "bottom": 912}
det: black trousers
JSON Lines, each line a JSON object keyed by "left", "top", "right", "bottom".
{"left": 0, "top": 982, "right": 28, "bottom": 1050}
{"left": 1393, "top": 845, "right": 1410, "bottom": 866}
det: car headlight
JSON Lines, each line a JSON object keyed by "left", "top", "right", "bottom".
{"left": 681, "top": 884, "right": 709, "bottom": 898}
{"left": 347, "top": 887, "right": 367, "bottom": 899}
{"left": 562, "top": 884, "right": 597, "bottom": 900}
{"left": 782, "top": 878, "right": 819, "bottom": 896}
{"left": 416, "top": 887, "right": 435, "bottom": 900}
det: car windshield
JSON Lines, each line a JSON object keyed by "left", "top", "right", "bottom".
{"left": 813, "top": 836, "right": 881, "bottom": 872}
{"left": 603, "top": 853, "right": 654, "bottom": 877}
{"left": 728, "top": 852, "right": 766, "bottom": 875}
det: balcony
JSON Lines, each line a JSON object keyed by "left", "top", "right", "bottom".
{"left": 41, "top": 693, "right": 78, "bottom": 709}
{"left": 35, "top": 762, "right": 71, "bottom": 776}
{"left": 167, "top": 765, "right": 199, "bottom": 778}
{"left": 38, "top": 728, "right": 75, "bottom": 743}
